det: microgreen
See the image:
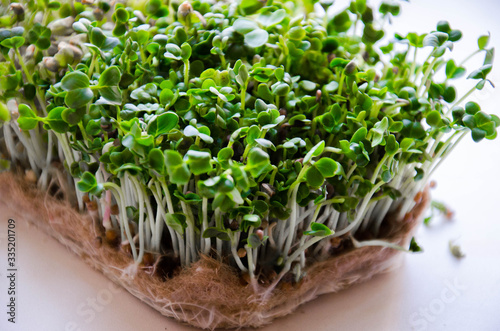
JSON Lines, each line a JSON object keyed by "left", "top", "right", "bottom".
{"left": 0, "top": 0, "right": 497, "bottom": 284}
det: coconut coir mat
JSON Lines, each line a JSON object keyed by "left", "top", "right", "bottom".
{"left": 0, "top": 172, "right": 429, "bottom": 329}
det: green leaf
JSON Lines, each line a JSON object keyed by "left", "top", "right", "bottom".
{"left": 61, "top": 71, "right": 93, "bottom": 108}
{"left": 147, "top": 112, "right": 178, "bottom": 137}
{"left": 45, "top": 107, "right": 70, "bottom": 133}
{"left": 0, "top": 36, "right": 25, "bottom": 49}
{"left": 17, "top": 104, "right": 39, "bottom": 130}
{"left": 164, "top": 150, "right": 191, "bottom": 185}
{"left": 382, "top": 169, "right": 392, "bottom": 182}
{"left": 160, "top": 88, "right": 175, "bottom": 106}
{"left": 304, "top": 141, "right": 325, "bottom": 164}
{"left": 114, "top": 7, "right": 129, "bottom": 23}
{"left": 409, "top": 237, "right": 423, "bottom": 252}
{"left": 48, "top": 1, "right": 61, "bottom": 10}
{"left": 61, "top": 70, "right": 90, "bottom": 90}
{"left": 202, "top": 227, "right": 230, "bottom": 241}
{"left": 478, "top": 33, "right": 490, "bottom": 50}
{"left": 99, "top": 66, "right": 121, "bottom": 86}
{"left": 148, "top": 148, "right": 164, "bottom": 173}
{"left": 401, "top": 120, "right": 426, "bottom": 139}
{"left": 114, "top": 163, "right": 142, "bottom": 175}
{"left": 385, "top": 134, "right": 399, "bottom": 155}
{"left": 465, "top": 101, "right": 480, "bottom": 115}
{"left": 351, "top": 127, "right": 367, "bottom": 143}
{"left": 332, "top": 11, "right": 351, "bottom": 32}
{"left": 0, "top": 102, "right": 10, "bottom": 122}
{"left": 314, "top": 158, "right": 338, "bottom": 178}
{"left": 245, "top": 148, "right": 270, "bottom": 178}
{"left": 239, "top": 0, "right": 264, "bottom": 15}
{"left": 467, "top": 64, "right": 492, "bottom": 80}
{"left": 218, "top": 147, "right": 234, "bottom": 161}
{"left": 370, "top": 117, "right": 388, "bottom": 147}
{"left": 445, "top": 60, "right": 466, "bottom": 80}
{"left": 185, "top": 150, "right": 212, "bottom": 175}
{"left": 426, "top": 111, "right": 442, "bottom": 127}
{"left": 423, "top": 32, "right": 448, "bottom": 48}
{"left": 299, "top": 80, "right": 317, "bottom": 91}
{"left": 471, "top": 127, "right": 486, "bottom": 142}
{"left": 241, "top": 214, "right": 261, "bottom": 232}
{"left": 174, "top": 191, "right": 202, "bottom": 204}
{"left": 89, "top": 27, "right": 119, "bottom": 51}
{"left": 165, "top": 213, "right": 187, "bottom": 235}
{"left": 247, "top": 233, "right": 267, "bottom": 248}
{"left": 257, "top": 9, "right": 286, "bottom": 27}
{"left": 77, "top": 171, "right": 96, "bottom": 192}
{"left": 76, "top": 171, "right": 103, "bottom": 196}
{"left": 238, "top": 65, "right": 249, "bottom": 85}
{"left": 305, "top": 166, "right": 325, "bottom": 188}
{"left": 231, "top": 165, "right": 250, "bottom": 191}
{"left": 181, "top": 42, "right": 192, "bottom": 60}
{"left": 304, "top": 222, "right": 333, "bottom": 237}
{"left": 244, "top": 29, "right": 269, "bottom": 48}
{"left": 288, "top": 26, "right": 306, "bottom": 40}
{"left": 164, "top": 43, "right": 182, "bottom": 60}
{"left": 330, "top": 58, "right": 350, "bottom": 69}
{"left": 254, "top": 138, "right": 276, "bottom": 151}
{"left": 233, "top": 18, "right": 259, "bottom": 34}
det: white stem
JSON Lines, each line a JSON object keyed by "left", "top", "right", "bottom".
{"left": 129, "top": 174, "right": 145, "bottom": 264}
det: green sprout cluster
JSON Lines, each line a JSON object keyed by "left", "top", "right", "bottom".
{"left": 0, "top": 0, "right": 497, "bottom": 286}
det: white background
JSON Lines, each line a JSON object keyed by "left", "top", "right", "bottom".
{"left": 1, "top": 0, "right": 500, "bottom": 330}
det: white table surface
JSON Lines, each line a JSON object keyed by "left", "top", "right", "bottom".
{"left": 1, "top": 0, "right": 500, "bottom": 330}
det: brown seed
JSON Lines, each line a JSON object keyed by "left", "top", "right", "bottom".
{"left": 240, "top": 272, "right": 251, "bottom": 285}
{"left": 229, "top": 220, "right": 239, "bottom": 231}
{"left": 100, "top": 123, "right": 111, "bottom": 131}
{"left": 237, "top": 248, "right": 247, "bottom": 258}
{"left": 316, "top": 89, "right": 322, "bottom": 103}
{"left": 446, "top": 209, "right": 454, "bottom": 220}
{"left": 413, "top": 191, "right": 423, "bottom": 204}
{"left": 42, "top": 57, "right": 60, "bottom": 72}
{"left": 261, "top": 220, "right": 269, "bottom": 230}
{"left": 430, "top": 180, "right": 437, "bottom": 188}
{"left": 178, "top": 1, "right": 193, "bottom": 17}
{"left": 279, "top": 108, "right": 287, "bottom": 116}
{"left": 86, "top": 200, "right": 98, "bottom": 211}
{"left": 345, "top": 60, "right": 357, "bottom": 75}
{"left": 256, "top": 229, "right": 264, "bottom": 240}
{"left": 110, "top": 204, "right": 119, "bottom": 215}
{"left": 105, "top": 229, "right": 118, "bottom": 242}
{"left": 93, "top": 8, "right": 104, "bottom": 21}
{"left": 330, "top": 237, "right": 342, "bottom": 249}
{"left": 10, "top": 3, "right": 24, "bottom": 16}
{"left": 326, "top": 183, "right": 335, "bottom": 199}
{"left": 25, "top": 170, "right": 37, "bottom": 183}
{"left": 82, "top": 194, "right": 90, "bottom": 204}
{"left": 261, "top": 183, "right": 275, "bottom": 197}
{"left": 25, "top": 45, "right": 35, "bottom": 59}
{"left": 142, "top": 252, "right": 155, "bottom": 266}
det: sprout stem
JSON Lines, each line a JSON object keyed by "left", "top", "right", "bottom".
{"left": 103, "top": 182, "right": 138, "bottom": 261}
